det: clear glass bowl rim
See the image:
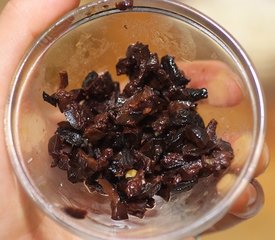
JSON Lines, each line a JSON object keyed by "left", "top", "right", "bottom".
{"left": 4, "top": 0, "right": 266, "bottom": 239}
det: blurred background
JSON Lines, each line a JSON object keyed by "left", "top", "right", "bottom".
{"left": 1, "top": 0, "right": 274, "bottom": 239}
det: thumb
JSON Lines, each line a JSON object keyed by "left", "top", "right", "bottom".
{"left": 0, "top": 0, "right": 80, "bottom": 231}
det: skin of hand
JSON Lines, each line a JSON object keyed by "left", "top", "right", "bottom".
{"left": 0, "top": 0, "right": 269, "bottom": 239}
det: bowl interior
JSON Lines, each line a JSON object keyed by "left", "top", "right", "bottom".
{"left": 8, "top": 3, "right": 259, "bottom": 240}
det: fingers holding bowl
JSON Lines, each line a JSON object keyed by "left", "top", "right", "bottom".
{"left": 179, "top": 60, "right": 267, "bottom": 233}
{"left": 208, "top": 139, "right": 267, "bottom": 234}
{"left": 217, "top": 133, "right": 268, "bottom": 211}
{"left": 230, "top": 134, "right": 269, "bottom": 177}
{"left": 178, "top": 60, "right": 243, "bottom": 107}
{"left": 223, "top": 135, "right": 268, "bottom": 216}
{"left": 208, "top": 180, "right": 264, "bottom": 233}
{"left": 229, "top": 180, "right": 264, "bottom": 219}
{"left": 213, "top": 134, "right": 268, "bottom": 232}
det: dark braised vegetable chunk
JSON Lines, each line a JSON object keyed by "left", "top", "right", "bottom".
{"left": 63, "top": 206, "right": 87, "bottom": 219}
{"left": 115, "top": 0, "right": 134, "bottom": 11}
{"left": 43, "top": 42, "right": 234, "bottom": 220}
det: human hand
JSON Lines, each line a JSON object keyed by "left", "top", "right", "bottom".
{"left": 0, "top": 1, "right": 82, "bottom": 239}
{"left": 179, "top": 61, "right": 269, "bottom": 235}
{"left": 0, "top": 1, "right": 269, "bottom": 239}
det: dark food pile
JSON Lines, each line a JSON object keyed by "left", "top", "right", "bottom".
{"left": 43, "top": 42, "right": 234, "bottom": 220}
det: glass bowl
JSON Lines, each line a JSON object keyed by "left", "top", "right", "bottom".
{"left": 4, "top": 0, "right": 265, "bottom": 239}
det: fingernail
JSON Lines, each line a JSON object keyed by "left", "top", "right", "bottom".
{"left": 262, "top": 143, "right": 270, "bottom": 170}
{"left": 232, "top": 180, "right": 264, "bottom": 219}
{"left": 230, "top": 133, "right": 252, "bottom": 171}
{"left": 217, "top": 173, "right": 236, "bottom": 195}
{"left": 255, "top": 143, "right": 270, "bottom": 177}
{"left": 247, "top": 183, "right": 257, "bottom": 206}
